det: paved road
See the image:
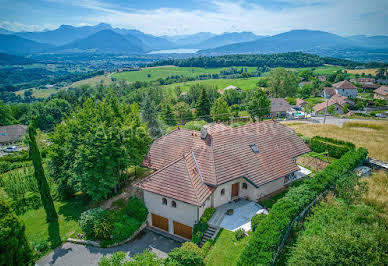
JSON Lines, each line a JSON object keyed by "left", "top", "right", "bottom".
{"left": 37, "top": 230, "right": 181, "bottom": 266}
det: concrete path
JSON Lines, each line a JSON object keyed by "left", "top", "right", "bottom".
{"left": 37, "top": 230, "right": 181, "bottom": 266}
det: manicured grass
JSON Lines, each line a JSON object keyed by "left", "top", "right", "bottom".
{"left": 304, "top": 97, "right": 325, "bottom": 105}
{"left": 21, "top": 195, "right": 90, "bottom": 257}
{"left": 112, "top": 66, "right": 257, "bottom": 83}
{"left": 283, "top": 120, "right": 388, "bottom": 161}
{"left": 205, "top": 229, "right": 249, "bottom": 266}
{"left": 163, "top": 77, "right": 262, "bottom": 92}
{"left": 258, "top": 190, "right": 289, "bottom": 209}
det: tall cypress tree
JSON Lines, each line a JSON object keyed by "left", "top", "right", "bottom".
{"left": 28, "top": 119, "right": 58, "bottom": 222}
{"left": 195, "top": 87, "right": 211, "bottom": 120}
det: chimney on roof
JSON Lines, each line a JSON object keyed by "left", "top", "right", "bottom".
{"left": 200, "top": 125, "right": 209, "bottom": 139}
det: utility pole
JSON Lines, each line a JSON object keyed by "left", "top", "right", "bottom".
{"left": 323, "top": 98, "right": 329, "bottom": 124}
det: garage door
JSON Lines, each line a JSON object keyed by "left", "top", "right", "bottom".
{"left": 173, "top": 221, "right": 192, "bottom": 240}
{"left": 152, "top": 213, "right": 169, "bottom": 232}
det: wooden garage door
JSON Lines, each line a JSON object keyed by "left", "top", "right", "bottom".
{"left": 151, "top": 213, "right": 169, "bottom": 232}
{"left": 173, "top": 221, "right": 192, "bottom": 240}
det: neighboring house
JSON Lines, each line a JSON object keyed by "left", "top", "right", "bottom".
{"left": 322, "top": 87, "right": 336, "bottom": 99}
{"left": 296, "top": 98, "right": 307, "bottom": 109}
{"left": 298, "top": 81, "right": 312, "bottom": 88}
{"left": 313, "top": 95, "right": 352, "bottom": 115}
{"left": 219, "top": 85, "right": 242, "bottom": 94}
{"left": 317, "top": 75, "right": 327, "bottom": 82}
{"left": 0, "top": 125, "right": 27, "bottom": 146}
{"left": 138, "top": 121, "right": 310, "bottom": 240}
{"left": 270, "top": 98, "right": 292, "bottom": 118}
{"left": 332, "top": 80, "right": 358, "bottom": 98}
{"left": 350, "top": 78, "right": 376, "bottom": 83}
{"left": 374, "top": 86, "right": 388, "bottom": 101}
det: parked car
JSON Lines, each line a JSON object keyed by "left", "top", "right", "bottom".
{"left": 375, "top": 113, "right": 387, "bottom": 118}
{"left": 2, "top": 146, "right": 18, "bottom": 153}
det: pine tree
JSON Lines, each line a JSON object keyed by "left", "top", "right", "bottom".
{"left": 28, "top": 119, "right": 58, "bottom": 222}
{"left": 161, "top": 103, "right": 177, "bottom": 126}
{"left": 141, "top": 93, "right": 162, "bottom": 138}
{"left": 195, "top": 87, "right": 211, "bottom": 120}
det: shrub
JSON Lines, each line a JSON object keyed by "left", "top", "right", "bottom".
{"left": 237, "top": 148, "right": 368, "bottom": 266}
{"left": 166, "top": 247, "right": 204, "bottom": 266}
{"left": 79, "top": 208, "right": 104, "bottom": 239}
{"left": 310, "top": 136, "right": 355, "bottom": 158}
{"left": 93, "top": 210, "right": 115, "bottom": 240}
{"left": 200, "top": 240, "right": 213, "bottom": 258}
{"left": 183, "top": 120, "right": 207, "bottom": 131}
{"left": 192, "top": 230, "right": 204, "bottom": 245}
{"left": 24, "top": 191, "right": 41, "bottom": 209}
{"left": 0, "top": 199, "right": 34, "bottom": 266}
{"left": 181, "top": 242, "right": 202, "bottom": 256}
{"left": 124, "top": 196, "right": 148, "bottom": 222}
{"left": 199, "top": 207, "right": 216, "bottom": 224}
{"left": 234, "top": 228, "right": 246, "bottom": 240}
{"left": 251, "top": 213, "right": 266, "bottom": 232}
{"left": 111, "top": 216, "right": 141, "bottom": 243}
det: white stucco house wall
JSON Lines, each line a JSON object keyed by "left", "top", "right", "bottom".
{"left": 137, "top": 121, "right": 310, "bottom": 240}
{"left": 332, "top": 80, "right": 358, "bottom": 98}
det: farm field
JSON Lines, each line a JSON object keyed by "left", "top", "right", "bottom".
{"left": 346, "top": 68, "right": 378, "bottom": 75}
{"left": 15, "top": 88, "right": 60, "bottom": 99}
{"left": 111, "top": 66, "right": 258, "bottom": 82}
{"left": 67, "top": 73, "right": 113, "bottom": 88}
{"left": 283, "top": 120, "right": 388, "bottom": 161}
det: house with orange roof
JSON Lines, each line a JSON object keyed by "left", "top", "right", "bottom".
{"left": 137, "top": 121, "right": 310, "bottom": 240}
{"left": 332, "top": 80, "right": 358, "bottom": 98}
{"left": 374, "top": 86, "right": 388, "bottom": 101}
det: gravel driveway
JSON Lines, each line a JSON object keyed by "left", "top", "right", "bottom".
{"left": 37, "top": 230, "right": 181, "bottom": 266}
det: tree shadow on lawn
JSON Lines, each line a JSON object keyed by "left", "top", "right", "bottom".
{"left": 48, "top": 220, "right": 62, "bottom": 249}
{"left": 57, "top": 194, "right": 90, "bottom": 221}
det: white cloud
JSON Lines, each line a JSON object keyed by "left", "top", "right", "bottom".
{"left": 0, "top": 21, "right": 56, "bottom": 32}
{"left": 2, "top": 0, "right": 388, "bottom": 35}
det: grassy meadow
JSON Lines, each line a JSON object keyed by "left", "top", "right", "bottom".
{"left": 111, "top": 66, "right": 258, "bottom": 82}
{"left": 283, "top": 120, "right": 388, "bottom": 161}
{"left": 163, "top": 77, "right": 262, "bottom": 92}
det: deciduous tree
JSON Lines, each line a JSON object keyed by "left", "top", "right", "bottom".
{"left": 267, "top": 68, "right": 298, "bottom": 97}
{"left": 211, "top": 97, "right": 231, "bottom": 122}
{"left": 247, "top": 89, "right": 271, "bottom": 121}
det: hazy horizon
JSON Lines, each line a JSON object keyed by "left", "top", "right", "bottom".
{"left": 0, "top": 0, "right": 387, "bottom": 36}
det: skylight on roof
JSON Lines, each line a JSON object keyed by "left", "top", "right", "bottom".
{"left": 249, "top": 144, "right": 259, "bottom": 154}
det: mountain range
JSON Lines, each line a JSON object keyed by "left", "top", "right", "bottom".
{"left": 0, "top": 23, "right": 387, "bottom": 61}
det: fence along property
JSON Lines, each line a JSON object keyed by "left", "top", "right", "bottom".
{"left": 236, "top": 147, "right": 368, "bottom": 266}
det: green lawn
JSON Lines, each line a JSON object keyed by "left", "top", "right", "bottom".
{"left": 304, "top": 97, "right": 325, "bottom": 105}
{"left": 163, "top": 77, "right": 262, "bottom": 92}
{"left": 112, "top": 66, "right": 257, "bottom": 83}
{"left": 21, "top": 195, "right": 90, "bottom": 257}
{"left": 205, "top": 229, "right": 249, "bottom": 266}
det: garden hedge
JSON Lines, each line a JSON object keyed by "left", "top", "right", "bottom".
{"left": 237, "top": 148, "right": 368, "bottom": 265}
{"left": 193, "top": 207, "right": 216, "bottom": 245}
{"left": 310, "top": 136, "right": 355, "bottom": 159}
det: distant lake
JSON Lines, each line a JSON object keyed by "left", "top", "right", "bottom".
{"left": 148, "top": 49, "right": 199, "bottom": 54}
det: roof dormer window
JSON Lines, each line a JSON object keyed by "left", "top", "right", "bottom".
{"left": 249, "top": 144, "right": 259, "bottom": 154}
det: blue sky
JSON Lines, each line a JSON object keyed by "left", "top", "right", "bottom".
{"left": 0, "top": 0, "right": 387, "bottom": 36}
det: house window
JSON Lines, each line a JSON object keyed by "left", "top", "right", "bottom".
{"left": 162, "top": 198, "right": 167, "bottom": 205}
{"left": 242, "top": 183, "right": 248, "bottom": 189}
{"left": 171, "top": 201, "right": 177, "bottom": 208}
{"left": 221, "top": 189, "right": 225, "bottom": 196}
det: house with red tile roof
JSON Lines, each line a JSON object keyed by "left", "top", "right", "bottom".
{"left": 296, "top": 98, "right": 307, "bottom": 108}
{"left": 137, "top": 121, "right": 309, "bottom": 239}
{"left": 374, "top": 86, "right": 388, "bottom": 101}
{"left": 332, "top": 80, "right": 358, "bottom": 98}
{"left": 313, "top": 94, "right": 353, "bottom": 115}
{"left": 270, "top": 98, "right": 292, "bottom": 118}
